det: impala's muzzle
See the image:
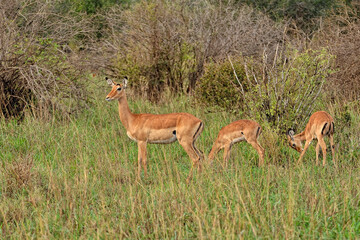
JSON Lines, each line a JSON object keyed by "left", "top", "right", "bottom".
{"left": 105, "top": 97, "right": 112, "bottom": 101}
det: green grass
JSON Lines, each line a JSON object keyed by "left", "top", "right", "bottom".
{"left": 1, "top": 88, "right": 360, "bottom": 239}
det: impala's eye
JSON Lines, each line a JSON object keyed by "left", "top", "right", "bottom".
{"left": 117, "top": 87, "right": 122, "bottom": 91}
{"left": 292, "top": 144, "right": 296, "bottom": 148}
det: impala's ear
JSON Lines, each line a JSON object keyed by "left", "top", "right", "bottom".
{"left": 287, "top": 129, "right": 295, "bottom": 140}
{"left": 123, "top": 76, "right": 128, "bottom": 88}
{"left": 105, "top": 77, "right": 115, "bottom": 86}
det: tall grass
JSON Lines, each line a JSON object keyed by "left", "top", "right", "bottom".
{"left": 1, "top": 83, "right": 360, "bottom": 239}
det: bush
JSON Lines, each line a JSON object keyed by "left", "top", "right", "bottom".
{"left": 196, "top": 47, "right": 335, "bottom": 132}
{"left": 195, "top": 58, "right": 248, "bottom": 112}
{"left": 243, "top": 48, "right": 335, "bottom": 131}
{"left": 0, "top": 0, "right": 91, "bottom": 119}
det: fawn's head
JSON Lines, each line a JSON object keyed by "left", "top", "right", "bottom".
{"left": 287, "top": 129, "right": 303, "bottom": 153}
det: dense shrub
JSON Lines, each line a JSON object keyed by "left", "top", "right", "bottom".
{"left": 196, "top": 58, "right": 248, "bottom": 112}
{"left": 196, "top": 47, "right": 335, "bottom": 132}
{"left": 0, "top": 0, "right": 90, "bottom": 119}
{"left": 243, "top": 48, "right": 335, "bottom": 131}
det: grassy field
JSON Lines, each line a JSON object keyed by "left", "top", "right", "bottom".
{"left": 1, "top": 84, "right": 360, "bottom": 239}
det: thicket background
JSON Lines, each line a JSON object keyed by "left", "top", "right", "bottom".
{"left": 1, "top": 0, "right": 360, "bottom": 238}
{"left": 1, "top": 0, "right": 359, "bottom": 124}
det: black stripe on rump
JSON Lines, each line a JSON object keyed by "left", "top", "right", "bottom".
{"left": 256, "top": 127, "right": 261, "bottom": 138}
{"left": 321, "top": 122, "right": 328, "bottom": 135}
{"left": 193, "top": 122, "right": 203, "bottom": 139}
{"left": 192, "top": 122, "right": 204, "bottom": 157}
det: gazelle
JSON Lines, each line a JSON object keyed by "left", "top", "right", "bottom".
{"left": 105, "top": 77, "right": 204, "bottom": 181}
{"left": 287, "top": 111, "right": 335, "bottom": 166}
{"left": 208, "top": 120, "right": 265, "bottom": 167}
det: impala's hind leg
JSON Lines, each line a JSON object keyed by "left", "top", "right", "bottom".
{"left": 193, "top": 145, "right": 203, "bottom": 172}
{"left": 179, "top": 138, "right": 202, "bottom": 182}
{"left": 329, "top": 133, "right": 336, "bottom": 166}
{"left": 318, "top": 137, "right": 327, "bottom": 166}
{"left": 247, "top": 138, "right": 265, "bottom": 166}
{"left": 315, "top": 142, "right": 320, "bottom": 166}
{"left": 178, "top": 122, "right": 204, "bottom": 182}
{"left": 192, "top": 122, "right": 204, "bottom": 162}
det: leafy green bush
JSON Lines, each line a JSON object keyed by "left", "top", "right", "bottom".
{"left": 196, "top": 48, "right": 335, "bottom": 132}
{"left": 57, "top": 0, "right": 132, "bottom": 14}
{"left": 243, "top": 48, "right": 335, "bottom": 131}
{"left": 195, "top": 58, "right": 248, "bottom": 113}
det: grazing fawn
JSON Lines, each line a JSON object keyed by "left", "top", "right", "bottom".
{"left": 208, "top": 120, "right": 265, "bottom": 167}
{"left": 287, "top": 111, "right": 336, "bottom": 166}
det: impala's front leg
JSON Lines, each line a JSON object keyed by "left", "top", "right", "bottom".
{"left": 137, "top": 141, "right": 147, "bottom": 178}
{"left": 208, "top": 141, "right": 222, "bottom": 165}
{"left": 223, "top": 143, "right": 232, "bottom": 168}
{"left": 297, "top": 140, "right": 311, "bottom": 164}
{"left": 315, "top": 143, "right": 320, "bottom": 166}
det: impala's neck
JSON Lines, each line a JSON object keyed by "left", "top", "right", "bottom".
{"left": 117, "top": 94, "right": 134, "bottom": 130}
{"left": 294, "top": 131, "right": 306, "bottom": 141}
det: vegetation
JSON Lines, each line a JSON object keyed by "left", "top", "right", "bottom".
{"left": 1, "top": 0, "right": 360, "bottom": 238}
{"left": 1, "top": 88, "right": 360, "bottom": 238}
{"left": 197, "top": 48, "right": 335, "bottom": 131}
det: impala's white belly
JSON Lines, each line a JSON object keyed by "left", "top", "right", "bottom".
{"left": 148, "top": 135, "right": 177, "bottom": 144}
{"left": 127, "top": 129, "right": 177, "bottom": 144}
{"left": 232, "top": 136, "right": 246, "bottom": 144}
{"left": 147, "top": 128, "right": 177, "bottom": 144}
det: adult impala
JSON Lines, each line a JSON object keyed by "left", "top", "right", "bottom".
{"left": 105, "top": 77, "right": 204, "bottom": 181}
{"left": 208, "top": 120, "right": 265, "bottom": 167}
{"left": 287, "top": 111, "right": 335, "bottom": 166}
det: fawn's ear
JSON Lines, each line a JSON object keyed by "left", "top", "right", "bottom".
{"left": 123, "top": 76, "right": 128, "bottom": 88}
{"left": 105, "top": 77, "right": 115, "bottom": 86}
{"left": 287, "top": 129, "right": 295, "bottom": 140}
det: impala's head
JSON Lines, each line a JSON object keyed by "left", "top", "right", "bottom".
{"left": 287, "top": 129, "right": 302, "bottom": 153}
{"left": 105, "top": 77, "right": 128, "bottom": 101}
